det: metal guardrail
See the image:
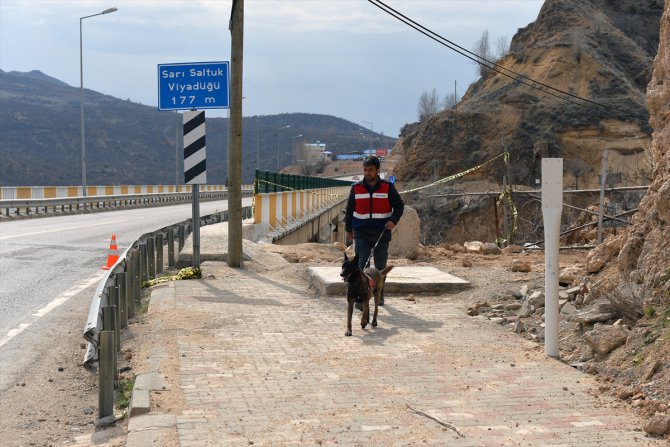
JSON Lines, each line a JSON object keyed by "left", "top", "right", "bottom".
{"left": 0, "top": 189, "right": 253, "bottom": 217}
{"left": 82, "top": 206, "right": 253, "bottom": 424}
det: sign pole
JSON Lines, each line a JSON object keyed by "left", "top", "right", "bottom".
{"left": 227, "top": 0, "right": 244, "bottom": 268}
{"left": 192, "top": 184, "right": 200, "bottom": 269}
{"left": 542, "top": 158, "right": 563, "bottom": 358}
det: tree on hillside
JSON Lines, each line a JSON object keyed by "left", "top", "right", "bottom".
{"left": 418, "top": 88, "right": 440, "bottom": 122}
{"left": 564, "top": 157, "right": 590, "bottom": 189}
{"left": 442, "top": 92, "right": 458, "bottom": 110}
{"left": 495, "top": 35, "right": 510, "bottom": 60}
{"left": 472, "top": 30, "right": 493, "bottom": 78}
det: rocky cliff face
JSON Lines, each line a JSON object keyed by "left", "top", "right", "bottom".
{"left": 614, "top": 3, "right": 670, "bottom": 304}
{"left": 396, "top": 0, "right": 663, "bottom": 188}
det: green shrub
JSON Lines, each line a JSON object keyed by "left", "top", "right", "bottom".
{"left": 116, "top": 377, "right": 135, "bottom": 410}
{"left": 645, "top": 306, "right": 656, "bottom": 317}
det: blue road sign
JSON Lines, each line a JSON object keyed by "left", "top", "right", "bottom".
{"left": 158, "top": 61, "right": 230, "bottom": 111}
{"left": 388, "top": 175, "right": 396, "bottom": 185}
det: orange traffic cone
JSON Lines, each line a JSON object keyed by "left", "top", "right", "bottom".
{"left": 102, "top": 234, "right": 119, "bottom": 270}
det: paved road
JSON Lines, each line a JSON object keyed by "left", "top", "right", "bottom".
{"left": 0, "top": 198, "right": 249, "bottom": 391}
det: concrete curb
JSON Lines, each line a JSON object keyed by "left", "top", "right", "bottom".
{"left": 128, "top": 372, "right": 166, "bottom": 417}
{"left": 126, "top": 414, "right": 177, "bottom": 446}
{"left": 126, "top": 285, "right": 177, "bottom": 446}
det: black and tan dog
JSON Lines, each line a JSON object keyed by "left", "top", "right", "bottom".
{"left": 340, "top": 253, "right": 393, "bottom": 336}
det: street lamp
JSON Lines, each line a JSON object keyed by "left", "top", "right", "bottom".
{"left": 80, "top": 6, "right": 117, "bottom": 197}
{"left": 291, "top": 134, "right": 303, "bottom": 164}
{"left": 255, "top": 116, "right": 260, "bottom": 170}
{"left": 276, "top": 125, "right": 291, "bottom": 170}
{"left": 360, "top": 120, "right": 373, "bottom": 153}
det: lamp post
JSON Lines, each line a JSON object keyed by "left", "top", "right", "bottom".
{"left": 80, "top": 6, "right": 118, "bottom": 197}
{"left": 360, "top": 120, "right": 373, "bottom": 153}
{"left": 291, "top": 134, "right": 303, "bottom": 164}
{"left": 276, "top": 125, "right": 291, "bottom": 171}
{"left": 255, "top": 116, "right": 260, "bottom": 170}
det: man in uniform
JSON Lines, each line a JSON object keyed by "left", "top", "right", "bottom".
{"left": 345, "top": 155, "right": 404, "bottom": 307}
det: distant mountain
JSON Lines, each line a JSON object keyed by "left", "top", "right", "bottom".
{"left": 0, "top": 69, "right": 394, "bottom": 186}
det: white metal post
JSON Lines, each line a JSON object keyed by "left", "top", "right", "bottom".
{"left": 542, "top": 158, "right": 563, "bottom": 358}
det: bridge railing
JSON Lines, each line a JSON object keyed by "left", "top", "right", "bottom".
{"left": 252, "top": 170, "right": 352, "bottom": 235}
{"left": 0, "top": 184, "right": 254, "bottom": 217}
{"left": 253, "top": 170, "right": 352, "bottom": 193}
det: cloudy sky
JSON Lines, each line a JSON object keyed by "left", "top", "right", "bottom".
{"left": 0, "top": 0, "right": 543, "bottom": 136}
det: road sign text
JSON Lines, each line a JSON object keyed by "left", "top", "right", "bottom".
{"left": 158, "top": 61, "right": 230, "bottom": 111}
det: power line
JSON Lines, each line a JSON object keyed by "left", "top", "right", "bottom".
{"left": 367, "top": 0, "right": 647, "bottom": 122}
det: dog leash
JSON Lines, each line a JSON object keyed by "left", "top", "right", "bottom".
{"left": 364, "top": 227, "right": 397, "bottom": 269}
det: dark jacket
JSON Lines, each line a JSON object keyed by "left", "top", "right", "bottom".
{"left": 344, "top": 177, "right": 404, "bottom": 242}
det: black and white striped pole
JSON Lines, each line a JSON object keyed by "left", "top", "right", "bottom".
{"left": 183, "top": 110, "right": 207, "bottom": 268}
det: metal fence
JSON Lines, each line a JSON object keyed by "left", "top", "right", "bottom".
{"left": 254, "top": 170, "right": 352, "bottom": 194}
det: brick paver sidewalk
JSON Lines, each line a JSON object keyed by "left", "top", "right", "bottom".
{"left": 130, "top": 262, "right": 662, "bottom": 446}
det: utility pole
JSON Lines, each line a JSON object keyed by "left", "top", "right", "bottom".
{"left": 597, "top": 149, "right": 608, "bottom": 245}
{"left": 227, "top": 0, "right": 244, "bottom": 268}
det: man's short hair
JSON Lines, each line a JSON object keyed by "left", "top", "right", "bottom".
{"left": 363, "top": 155, "right": 380, "bottom": 169}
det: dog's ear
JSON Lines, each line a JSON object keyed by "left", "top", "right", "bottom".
{"left": 344, "top": 252, "right": 349, "bottom": 261}
{"left": 381, "top": 265, "right": 394, "bottom": 277}
{"left": 352, "top": 254, "right": 359, "bottom": 264}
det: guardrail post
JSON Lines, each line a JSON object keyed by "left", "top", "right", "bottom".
{"left": 107, "top": 285, "right": 120, "bottom": 353}
{"left": 156, "top": 233, "right": 164, "bottom": 275}
{"left": 127, "top": 251, "right": 136, "bottom": 319}
{"left": 147, "top": 237, "right": 156, "bottom": 280}
{"left": 97, "top": 330, "right": 115, "bottom": 425}
{"left": 168, "top": 228, "right": 175, "bottom": 268}
{"left": 139, "top": 242, "right": 148, "bottom": 285}
{"left": 178, "top": 225, "right": 185, "bottom": 251}
{"left": 102, "top": 305, "right": 117, "bottom": 380}
{"left": 116, "top": 272, "right": 128, "bottom": 329}
{"left": 133, "top": 250, "right": 141, "bottom": 308}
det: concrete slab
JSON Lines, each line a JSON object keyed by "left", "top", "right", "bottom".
{"left": 129, "top": 371, "right": 167, "bottom": 417}
{"left": 128, "top": 413, "right": 176, "bottom": 431}
{"left": 308, "top": 266, "right": 470, "bottom": 295}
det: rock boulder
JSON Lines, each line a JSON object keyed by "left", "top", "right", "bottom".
{"left": 586, "top": 235, "right": 623, "bottom": 273}
{"left": 643, "top": 415, "right": 670, "bottom": 436}
{"left": 480, "top": 243, "right": 502, "bottom": 255}
{"left": 511, "top": 261, "right": 531, "bottom": 272}
{"left": 389, "top": 206, "right": 420, "bottom": 257}
{"left": 583, "top": 324, "right": 629, "bottom": 357}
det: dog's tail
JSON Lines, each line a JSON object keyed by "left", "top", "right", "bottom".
{"left": 380, "top": 265, "right": 393, "bottom": 277}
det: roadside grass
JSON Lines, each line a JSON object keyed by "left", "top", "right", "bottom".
{"left": 116, "top": 376, "right": 135, "bottom": 410}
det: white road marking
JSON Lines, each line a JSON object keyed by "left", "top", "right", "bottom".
{"left": 0, "top": 273, "right": 104, "bottom": 348}
{"left": 0, "top": 219, "right": 129, "bottom": 240}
